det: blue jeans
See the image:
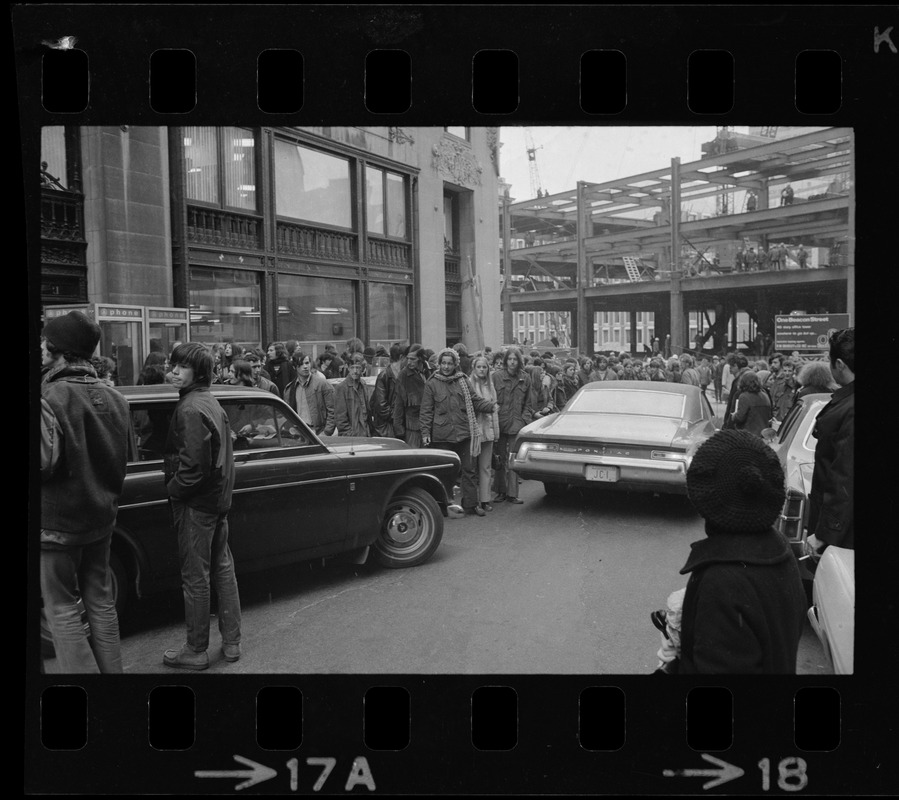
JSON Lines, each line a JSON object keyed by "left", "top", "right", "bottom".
{"left": 40, "top": 531, "right": 123, "bottom": 674}
{"left": 171, "top": 502, "right": 242, "bottom": 653}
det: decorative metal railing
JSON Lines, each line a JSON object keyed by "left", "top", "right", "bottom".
{"left": 366, "top": 236, "right": 411, "bottom": 269}
{"left": 41, "top": 188, "right": 85, "bottom": 242}
{"left": 277, "top": 221, "right": 358, "bottom": 261}
{"left": 186, "top": 207, "right": 263, "bottom": 249}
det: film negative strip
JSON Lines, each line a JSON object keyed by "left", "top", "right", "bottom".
{"left": 19, "top": 4, "right": 895, "bottom": 795}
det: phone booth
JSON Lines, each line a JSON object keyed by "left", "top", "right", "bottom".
{"left": 146, "top": 306, "right": 189, "bottom": 365}
{"left": 42, "top": 303, "right": 190, "bottom": 386}
{"left": 92, "top": 304, "right": 146, "bottom": 386}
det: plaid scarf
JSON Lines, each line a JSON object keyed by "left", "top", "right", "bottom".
{"left": 432, "top": 370, "right": 483, "bottom": 457}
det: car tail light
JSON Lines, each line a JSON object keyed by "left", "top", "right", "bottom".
{"left": 777, "top": 488, "right": 807, "bottom": 541}
{"left": 650, "top": 450, "right": 689, "bottom": 462}
{"left": 516, "top": 442, "right": 559, "bottom": 459}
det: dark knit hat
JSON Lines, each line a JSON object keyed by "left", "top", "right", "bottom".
{"left": 42, "top": 310, "right": 101, "bottom": 359}
{"left": 686, "top": 430, "right": 786, "bottom": 533}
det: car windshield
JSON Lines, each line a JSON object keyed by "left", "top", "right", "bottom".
{"left": 566, "top": 390, "right": 685, "bottom": 418}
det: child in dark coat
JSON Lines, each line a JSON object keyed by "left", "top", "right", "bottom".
{"left": 653, "top": 430, "right": 807, "bottom": 674}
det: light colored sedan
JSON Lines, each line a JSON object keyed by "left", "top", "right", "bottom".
{"left": 510, "top": 381, "right": 720, "bottom": 497}
{"left": 807, "top": 545, "right": 854, "bottom": 674}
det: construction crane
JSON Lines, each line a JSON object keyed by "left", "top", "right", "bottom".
{"left": 523, "top": 127, "right": 545, "bottom": 198}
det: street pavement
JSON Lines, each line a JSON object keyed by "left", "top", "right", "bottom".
{"left": 42, "top": 473, "right": 832, "bottom": 676}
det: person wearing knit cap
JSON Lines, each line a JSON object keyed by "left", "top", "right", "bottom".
{"left": 420, "top": 348, "right": 496, "bottom": 517}
{"left": 667, "top": 429, "right": 807, "bottom": 673}
{"left": 40, "top": 311, "right": 133, "bottom": 672}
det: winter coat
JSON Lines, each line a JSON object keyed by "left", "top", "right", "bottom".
{"left": 723, "top": 367, "right": 751, "bottom": 427}
{"left": 255, "top": 375, "right": 281, "bottom": 396}
{"left": 163, "top": 384, "right": 235, "bottom": 514}
{"left": 283, "top": 371, "right": 336, "bottom": 436}
{"left": 393, "top": 363, "right": 428, "bottom": 438}
{"left": 808, "top": 382, "right": 854, "bottom": 549}
{"left": 41, "top": 363, "right": 133, "bottom": 540}
{"left": 554, "top": 374, "right": 580, "bottom": 411}
{"left": 768, "top": 374, "right": 797, "bottom": 422}
{"left": 681, "top": 367, "right": 701, "bottom": 387}
{"left": 334, "top": 378, "right": 372, "bottom": 437}
{"left": 265, "top": 355, "right": 296, "bottom": 396}
{"left": 470, "top": 375, "right": 500, "bottom": 442}
{"left": 492, "top": 368, "right": 536, "bottom": 436}
{"left": 590, "top": 368, "right": 618, "bottom": 382}
{"left": 678, "top": 528, "right": 807, "bottom": 674}
{"left": 732, "top": 390, "right": 772, "bottom": 436}
{"left": 420, "top": 373, "right": 495, "bottom": 444}
{"left": 372, "top": 361, "right": 401, "bottom": 437}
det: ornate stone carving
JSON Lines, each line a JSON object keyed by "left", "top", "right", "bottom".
{"left": 432, "top": 139, "right": 483, "bottom": 187}
{"left": 486, "top": 127, "right": 499, "bottom": 164}
{"left": 388, "top": 127, "right": 415, "bottom": 144}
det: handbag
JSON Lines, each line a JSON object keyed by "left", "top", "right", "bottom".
{"left": 491, "top": 448, "right": 504, "bottom": 470}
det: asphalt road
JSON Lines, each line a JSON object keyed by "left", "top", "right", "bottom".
{"left": 42, "top": 477, "right": 832, "bottom": 676}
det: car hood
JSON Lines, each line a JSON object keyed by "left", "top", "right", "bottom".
{"left": 324, "top": 436, "right": 413, "bottom": 453}
{"left": 531, "top": 412, "right": 688, "bottom": 447}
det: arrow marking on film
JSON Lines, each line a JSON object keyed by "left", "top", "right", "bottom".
{"left": 195, "top": 755, "right": 277, "bottom": 790}
{"left": 663, "top": 753, "right": 744, "bottom": 790}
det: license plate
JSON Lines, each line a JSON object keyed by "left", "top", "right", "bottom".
{"left": 585, "top": 465, "right": 619, "bottom": 482}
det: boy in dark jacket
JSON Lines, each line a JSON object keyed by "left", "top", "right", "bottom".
{"left": 163, "top": 342, "right": 242, "bottom": 670}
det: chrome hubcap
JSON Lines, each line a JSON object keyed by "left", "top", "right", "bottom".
{"left": 386, "top": 506, "right": 420, "bottom": 544}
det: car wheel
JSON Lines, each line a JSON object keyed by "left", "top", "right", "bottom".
{"left": 543, "top": 481, "right": 568, "bottom": 497}
{"left": 40, "top": 551, "right": 129, "bottom": 660}
{"left": 373, "top": 487, "right": 444, "bottom": 568}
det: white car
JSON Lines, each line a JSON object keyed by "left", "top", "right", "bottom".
{"left": 807, "top": 545, "right": 855, "bottom": 675}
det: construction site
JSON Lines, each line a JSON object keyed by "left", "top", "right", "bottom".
{"left": 499, "top": 126, "right": 854, "bottom": 357}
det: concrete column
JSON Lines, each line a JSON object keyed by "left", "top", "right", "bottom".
{"left": 501, "top": 194, "right": 513, "bottom": 344}
{"left": 576, "top": 181, "right": 589, "bottom": 354}
{"left": 668, "top": 158, "right": 684, "bottom": 354}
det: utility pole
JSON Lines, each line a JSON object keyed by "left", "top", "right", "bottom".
{"left": 669, "top": 157, "right": 684, "bottom": 355}
{"left": 502, "top": 193, "right": 513, "bottom": 344}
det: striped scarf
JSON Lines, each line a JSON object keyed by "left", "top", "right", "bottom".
{"left": 433, "top": 371, "right": 483, "bottom": 457}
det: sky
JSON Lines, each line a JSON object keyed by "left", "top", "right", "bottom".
{"left": 497, "top": 126, "right": 721, "bottom": 202}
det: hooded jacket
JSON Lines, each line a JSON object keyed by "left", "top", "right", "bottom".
{"left": 677, "top": 527, "right": 806, "bottom": 674}
{"left": 163, "top": 383, "right": 235, "bottom": 513}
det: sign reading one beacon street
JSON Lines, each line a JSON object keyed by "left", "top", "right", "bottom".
{"left": 774, "top": 314, "right": 851, "bottom": 352}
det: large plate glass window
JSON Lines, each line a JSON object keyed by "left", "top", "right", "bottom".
{"left": 189, "top": 267, "right": 262, "bottom": 347}
{"left": 368, "top": 168, "right": 408, "bottom": 238}
{"left": 277, "top": 273, "right": 356, "bottom": 347}
{"left": 369, "top": 283, "right": 410, "bottom": 349}
{"left": 275, "top": 141, "right": 352, "bottom": 228}
{"left": 184, "top": 126, "right": 256, "bottom": 211}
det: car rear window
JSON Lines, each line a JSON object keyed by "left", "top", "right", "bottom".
{"left": 566, "top": 390, "right": 685, "bottom": 418}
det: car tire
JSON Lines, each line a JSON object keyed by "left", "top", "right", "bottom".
{"left": 40, "top": 550, "right": 129, "bottom": 660}
{"left": 543, "top": 481, "right": 568, "bottom": 497}
{"left": 373, "top": 487, "right": 443, "bottom": 568}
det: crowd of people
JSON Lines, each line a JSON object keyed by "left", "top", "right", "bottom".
{"left": 40, "top": 310, "right": 853, "bottom": 676}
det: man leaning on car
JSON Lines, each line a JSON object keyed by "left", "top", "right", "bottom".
{"left": 807, "top": 328, "right": 854, "bottom": 554}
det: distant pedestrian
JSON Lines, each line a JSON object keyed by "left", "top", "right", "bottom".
{"left": 41, "top": 311, "right": 133, "bottom": 673}
{"left": 780, "top": 183, "right": 794, "bottom": 206}
{"left": 470, "top": 355, "right": 501, "bottom": 512}
{"left": 420, "top": 349, "right": 496, "bottom": 517}
{"left": 731, "top": 372, "right": 773, "bottom": 436}
{"left": 723, "top": 354, "right": 751, "bottom": 428}
{"left": 711, "top": 355, "right": 724, "bottom": 402}
{"left": 284, "top": 351, "right": 336, "bottom": 437}
{"left": 163, "top": 342, "right": 242, "bottom": 670}
{"left": 797, "top": 244, "right": 808, "bottom": 269}
{"left": 491, "top": 347, "right": 536, "bottom": 505}
{"left": 245, "top": 352, "right": 280, "bottom": 395}
{"left": 372, "top": 344, "right": 403, "bottom": 437}
{"left": 334, "top": 353, "right": 372, "bottom": 437}
{"left": 393, "top": 344, "right": 429, "bottom": 447}
{"left": 697, "top": 357, "right": 712, "bottom": 396}
{"left": 265, "top": 341, "right": 296, "bottom": 395}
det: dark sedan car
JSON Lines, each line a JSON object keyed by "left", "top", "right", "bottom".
{"left": 43, "top": 384, "right": 460, "bottom": 640}
{"left": 510, "top": 380, "right": 720, "bottom": 496}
